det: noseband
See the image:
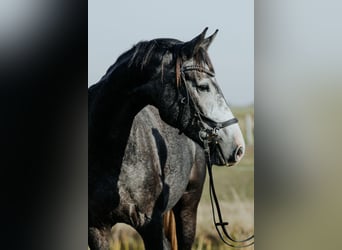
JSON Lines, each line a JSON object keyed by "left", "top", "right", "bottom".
{"left": 177, "top": 65, "right": 254, "bottom": 248}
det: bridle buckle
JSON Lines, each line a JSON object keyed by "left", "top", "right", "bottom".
{"left": 212, "top": 127, "right": 220, "bottom": 136}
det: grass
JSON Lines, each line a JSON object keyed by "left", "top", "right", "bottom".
{"left": 196, "top": 165, "right": 254, "bottom": 250}
{"left": 107, "top": 106, "right": 254, "bottom": 250}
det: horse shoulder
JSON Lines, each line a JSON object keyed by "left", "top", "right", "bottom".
{"left": 117, "top": 107, "right": 165, "bottom": 225}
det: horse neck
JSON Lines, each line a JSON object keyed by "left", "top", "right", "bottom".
{"left": 89, "top": 64, "right": 155, "bottom": 171}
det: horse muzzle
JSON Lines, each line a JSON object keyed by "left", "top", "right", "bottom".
{"left": 211, "top": 141, "right": 245, "bottom": 167}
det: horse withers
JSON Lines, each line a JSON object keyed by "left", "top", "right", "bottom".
{"left": 88, "top": 28, "right": 245, "bottom": 250}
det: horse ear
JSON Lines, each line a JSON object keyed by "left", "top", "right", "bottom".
{"left": 201, "top": 29, "right": 218, "bottom": 50}
{"left": 181, "top": 27, "right": 208, "bottom": 58}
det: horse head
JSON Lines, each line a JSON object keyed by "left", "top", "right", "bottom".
{"left": 146, "top": 28, "right": 245, "bottom": 166}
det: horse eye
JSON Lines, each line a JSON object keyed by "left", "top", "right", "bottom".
{"left": 196, "top": 84, "right": 210, "bottom": 92}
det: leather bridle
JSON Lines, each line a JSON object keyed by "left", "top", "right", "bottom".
{"left": 177, "top": 65, "right": 255, "bottom": 248}
{"left": 177, "top": 65, "right": 238, "bottom": 137}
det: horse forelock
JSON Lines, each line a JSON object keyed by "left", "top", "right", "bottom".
{"left": 176, "top": 47, "right": 214, "bottom": 88}
{"left": 195, "top": 47, "right": 214, "bottom": 72}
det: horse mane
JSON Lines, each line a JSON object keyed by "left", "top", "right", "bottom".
{"left": 99, "top": 38, "right": 215, "bottom": 87}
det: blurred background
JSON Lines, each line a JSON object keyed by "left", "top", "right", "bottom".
{"left": 255, "top": 1, "right": 342, "bottom": 250}
{"left": 1, "top": 0, "right": 341, "bottom": 250}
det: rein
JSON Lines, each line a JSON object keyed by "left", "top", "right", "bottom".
{"left": 179, "top": 65, "right": 254, "bottom": 248}
{"left": 205, "top": 146, "right": 255, "bottom": 248}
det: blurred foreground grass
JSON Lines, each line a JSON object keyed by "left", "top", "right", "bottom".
{"left": 108, "top": 106, "right": 254, "bottom": 250}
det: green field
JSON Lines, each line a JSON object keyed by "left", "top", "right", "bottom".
{"left": 195, "top": 164, "right": 254, "bottom": 250}
{"left": 108, "top": 106, "right": 254, "bottom": 250}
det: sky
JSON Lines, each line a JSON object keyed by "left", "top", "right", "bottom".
{"left": 88, "top": 0, "right": 253, "bottom": 106}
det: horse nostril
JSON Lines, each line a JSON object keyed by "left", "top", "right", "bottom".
{"left": 234, "top": 146, "right": 244, "bottom": 162}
